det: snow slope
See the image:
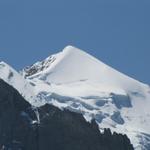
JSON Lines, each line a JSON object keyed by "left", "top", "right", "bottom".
{"left": 23, "top": 46, "right": 147, "bottom": 91}
{"left": 1, "top": 46, "right": 150, "bottom": 149}
{"left": 0, "top": 61, "right": 34, "bottom": 102}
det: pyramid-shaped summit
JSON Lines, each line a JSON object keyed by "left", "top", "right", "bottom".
{"left": 23, "top": 45, "right": 147, "bottom": 93}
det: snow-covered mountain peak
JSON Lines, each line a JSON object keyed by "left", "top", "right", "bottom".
{"left": 62, "top": 45, "right": 79, "bottom": 52}
{"left": 1, "top": 46, "right": 150, "bottom": 149}
{"left": 62, "top": 45, "right": 88, "bottom": 55}
{"left": 22, "top": 45, "right": 147, "bottom": 95}
{"left": 0, "top": 61, "right": 6, "bottom": 65}
{"left": 0, "top": 61, "right": 34, "bottom": 101}
{"left": 0, "top": 61, "right": 19, "bottom": 80}
{"left": 22, "top": 45, "right": 89, "bottom": 78}
{"left": 0, "top": 61, "right": 12, "bottom": 70}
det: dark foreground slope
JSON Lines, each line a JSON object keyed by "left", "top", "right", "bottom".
{"left": 0, "top": 79, "right": 134, "bottom": 150}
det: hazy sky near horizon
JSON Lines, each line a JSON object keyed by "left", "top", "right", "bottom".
{"left": 0, "top": 0, "right": 150, "bottom": 84}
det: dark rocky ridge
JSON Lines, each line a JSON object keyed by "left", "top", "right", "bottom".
{"left": 0, "top": 79, "right": 134, "bottom": 150}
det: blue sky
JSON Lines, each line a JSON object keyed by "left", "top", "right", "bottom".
{"left": 0, "top": 0, "right": 150, "bottom": 84}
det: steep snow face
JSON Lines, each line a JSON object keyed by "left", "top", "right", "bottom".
{"left": 23, "top": 46, "right": 148, "bottom": 93}
{"left": 0, "top": 61, "right": 34, "bottom": 101}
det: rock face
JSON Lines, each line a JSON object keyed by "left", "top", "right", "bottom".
{"left": 0, "top": 79, "right": 134, "bottom": 150}
{"left": 0, "top": 79, "right": 38, "bottom": 150}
